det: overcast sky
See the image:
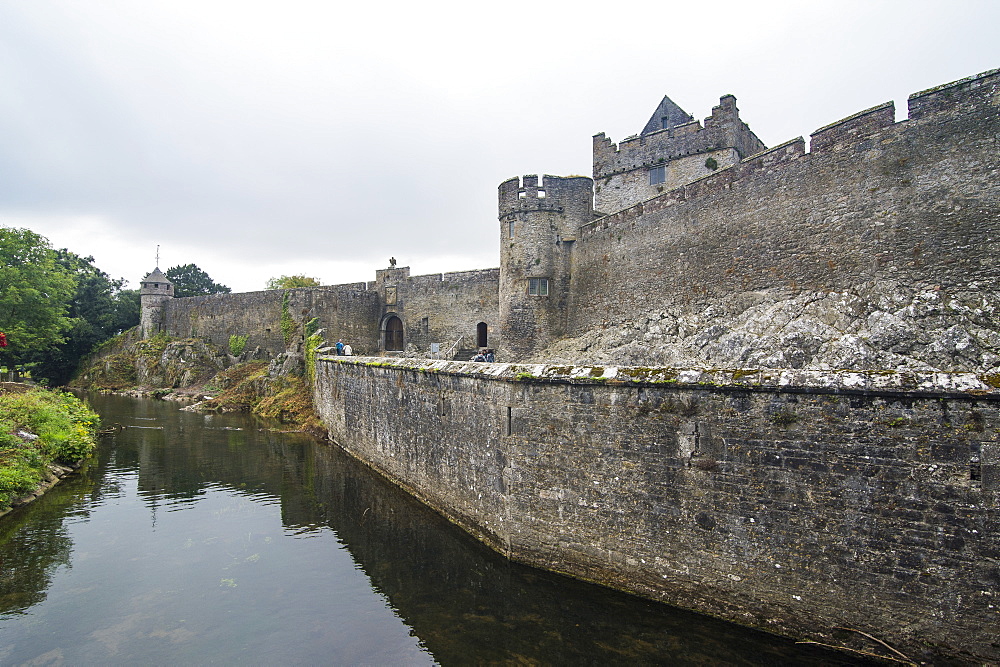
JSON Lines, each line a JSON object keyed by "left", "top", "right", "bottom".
{"left": 1, "top": 0, "right": 997, "bottom": 293}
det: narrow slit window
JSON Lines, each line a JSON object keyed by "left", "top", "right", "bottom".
{"left": 509, "top": 220, "right": 515, "bottom": 238}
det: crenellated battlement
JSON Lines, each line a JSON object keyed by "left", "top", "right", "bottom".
{"left": 592, "top": 95, "right": 763, "bottom": 173}
{"left": 809, "top": 101, "right": 895, "bottom": 153}
{"left": 583, "top": 137, "right": 807, "bottom": 236}
{"left": 498, "top": 174, "right": 594, "bottom": 221}
{"left": 592, "top": 94, "right": 765, "bottom": 213}
{"left": 582, "top": 67, "right": 1000, "bottom": 240}
{"left": 908, "top": 66, "right": 1000, "bottom": 119}
{"left": 408, "top": 268, "right": 500, "bottom": 289}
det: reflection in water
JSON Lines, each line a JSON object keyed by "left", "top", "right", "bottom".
{"left": 0, "top": 393, "right": 866, "bottom": 665}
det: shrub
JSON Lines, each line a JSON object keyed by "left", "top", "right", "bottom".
{"left": 229, "top": 334, "right": 249, "bottom": 356}
{"left": 0, "top": 388, "right": 100, "bottom": 508}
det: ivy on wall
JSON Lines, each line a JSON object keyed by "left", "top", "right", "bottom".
{"left": 280, "top": 293, "right": 295, "bottom": 345}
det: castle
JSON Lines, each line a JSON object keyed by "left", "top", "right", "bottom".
{"left": 134, "top": 69, "right": 1000, "bottom": 661}
{"left": 142, "top": 67, "right": 1000, "bottom": 373}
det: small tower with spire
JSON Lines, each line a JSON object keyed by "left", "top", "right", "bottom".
{"left": 140, "top": 253, "right": 174, "bottom": 338}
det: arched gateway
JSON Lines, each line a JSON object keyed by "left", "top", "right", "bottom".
{"left": 384, "top": 316, "right": 404, "bottom": 351}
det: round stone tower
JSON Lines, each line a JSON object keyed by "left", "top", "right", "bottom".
{"left": 498, "top": 174, "right": 594, "bottom": 361}
{"left": 139, "top": 267, "right": 174, "bottom": 338}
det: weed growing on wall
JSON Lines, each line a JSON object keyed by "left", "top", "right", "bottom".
{"left": 280, "top": 293, "right": 296, "bottom": 345}
{"left": 304, "top": 317, "right": 320, "bottom": 338}
{"left": 229, "top": 334, "right": 249, "bottom": 356}
{"left": 303, "top": 318, "right": 322, "bottom": 385}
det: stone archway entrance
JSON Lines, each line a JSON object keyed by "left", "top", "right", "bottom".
{"left": 385, "top": 316, "right": 404, "bottom": 351}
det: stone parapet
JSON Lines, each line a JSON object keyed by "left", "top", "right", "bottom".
{"left": 314, "top": 356, "right": 999, "bottom": 662}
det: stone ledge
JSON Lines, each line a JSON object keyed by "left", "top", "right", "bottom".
{"left": 317, "top": 356, "right": 999, "bottom": 398}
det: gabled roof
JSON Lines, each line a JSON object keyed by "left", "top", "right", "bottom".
{"left": 640, "top": 95, "right": 694, "bottom": 136}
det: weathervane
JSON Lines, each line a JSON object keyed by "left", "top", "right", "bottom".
{"left": 156, "top": 245, "right": 160, "bottom": 269}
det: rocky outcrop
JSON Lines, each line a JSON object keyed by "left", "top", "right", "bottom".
{"left": 542, "top": 281, "right": 1000, "bottom": 372}
{"left": 73, "top": 333, "right": 270, "bottom": 392}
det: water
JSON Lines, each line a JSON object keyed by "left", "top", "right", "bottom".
{"left": 0, "top": 393, "right": 866, "bottom": 665}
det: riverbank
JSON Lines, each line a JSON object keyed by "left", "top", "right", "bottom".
{"left": 72, "top": 333, "right": 327, "bottom": 438}
{"left": 0, "top": 460, "right": 80, "bottom": 519}
{"left": 0, "top": 383, "right": 100, "bottom": 516}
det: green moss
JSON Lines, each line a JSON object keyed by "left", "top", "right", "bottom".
{"left": 980, "top": 373, "right": 1000, "bottom": 389}
{"left": 588, "top": 367, "right": 605, "bottom": 377}
{"left": 731, "top": 369, "right": 759, "bottom": 381}
{"left": 770, "top": 411, "right": 798, "bottom": 426}
{"left": 616, "top": 367, "right": 679, "bottom": 383}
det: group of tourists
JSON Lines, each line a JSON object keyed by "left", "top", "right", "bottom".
{"left": 471, "top": 348, "right": 495, "bottom": 362}
{"left": 335, "top": 339, "right": 353, "bottom": 356}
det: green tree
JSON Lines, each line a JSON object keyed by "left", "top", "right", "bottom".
{"left": 166, "top": 264, "right": 231, "bottom": 298}
{"left": 0, "top": 227, "right": 77, "bottom": 366}
{"left": 266, "top": 275, "right": 321, "bottom": 289}
{"left": 30, "top": 251, "right": 140, "bottom": 385}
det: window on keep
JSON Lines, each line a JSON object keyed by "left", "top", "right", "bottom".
{"left": 649, "top": 165, "right": 666, "bottom": 185}
{"left": 528, "top": 278, "right": 549, "bottom": 296}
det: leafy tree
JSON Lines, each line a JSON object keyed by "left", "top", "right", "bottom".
{"left": 30, "top": 251, "right": 140, "bottom": 385}
{"left": 166, "top": 264, "right": 231, "bottom": 298}
{"left": 0, "top": 227, "right": 77, "bottom": 366}
{"left": 110, "top": 288, "right": 140, "bottom": 334}
{"left": 266, "top": 275, "right": 321, "bottom": 289}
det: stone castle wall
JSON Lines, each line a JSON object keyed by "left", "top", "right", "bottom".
{"left": 381, "top": 268, "right": 501, "bottom": 355}
{"left": 157, "top": 269, "right": 499, "bottom": 360}
{"left": 147, "top": 70, "right": 1000, "bottom": 373}
{"left": 161, "top": 285, "right": 380, "bottom": 356}
{"left": 313, "top": 356, "right": 1000, "bottom": 663}
{"left": 554, "top": 69, "right": 1000, "bottom": 372}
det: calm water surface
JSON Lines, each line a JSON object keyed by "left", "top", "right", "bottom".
{"left": 0, "top": 393, "right": 866, "bottom": 665}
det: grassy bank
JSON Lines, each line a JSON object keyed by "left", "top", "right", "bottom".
{"left": 0, "top": 384, "right": 100, "bottom": 510}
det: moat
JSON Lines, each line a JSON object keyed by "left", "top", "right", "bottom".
{"left": 0, "top": 393, "right": 866, "bottom": 665}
